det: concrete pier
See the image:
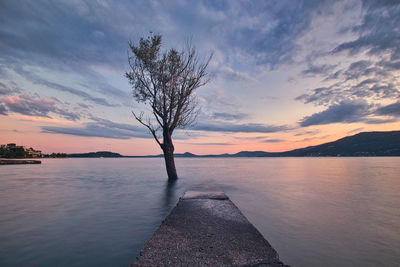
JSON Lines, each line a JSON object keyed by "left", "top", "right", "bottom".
{"left": 0, "top": 159, "right": 41, "bottom": 165}
{"left": 132, "top": 185, "right": 287, "bottom": 266}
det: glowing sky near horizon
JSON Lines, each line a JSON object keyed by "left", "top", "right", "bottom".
{"left": 1, "top": 0, "right": 399, "bottom": 155}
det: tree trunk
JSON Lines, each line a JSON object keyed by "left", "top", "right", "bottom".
{"left": 162, "top": 140, "right": 178, "bottom": 180}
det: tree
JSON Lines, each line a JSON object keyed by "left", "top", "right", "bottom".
{"left": 125, "top": 34, "right": 212, "bottom": 180}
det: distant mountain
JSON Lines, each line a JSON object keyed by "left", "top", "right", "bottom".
{"left": 174, "top": 152, "right": 198, "bottom": 157}
{"left": 171, "top": 151, "right": 272, "bottom": 158}
{"left": 176, "top": 130, "right": 400, "bottom": 157}
{"left": 232, "top": 151, "right": 272, "bottom": 157}
{"left": 279, "top": 131, "right": 400, "bottom": 157}
{"left": 68, "top": 151, "right": 123, "bottom": 158}
{"left": 67, "top": 131, "right": 400, "bottom": 158}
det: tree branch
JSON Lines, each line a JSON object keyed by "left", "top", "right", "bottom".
{"left": 132, "top": 111, "right": 162, "bottom": 148}
{"left": 127, "top": 34, "right": 212, "bottom": 150}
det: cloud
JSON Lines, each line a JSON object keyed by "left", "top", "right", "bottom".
{"left": 363, "top": 117, "right": 397, "bottom": 124}
{"left": 0, "top": 1, "right": 132, "bottom": 111}
{"left": 13, "top": 67, "right": 118, "bottom": 107}
{"left": 191, "top": 121, "right": 288, "bottom": 133}
{"left": 78, "top": 103, "right": 91, "bottom": 109}
{"left": 297, "top": 77, "right": 400, "bottom": 106}
{"left": 260, "top": 139, "right": 284, "bottom": 143}
{"left": 198, "top": 93, "right": 248, "bottom": 123}
{"left": 302, "top": 64, "right": 337, "bottom": 76}
{"left": 211, "top": 112, "right": 248, "bottom": 121}
{"left": 378, "top": 60, "right": 400, "bottom": 70}
{"left": 227, "top": 1, "right": 332, "bottom": 68}
{"left": 343, "top": 60, "right": 374, "bottom": 80}
{"left": 333, "top": 0, "right": 400, "bottom": 60}
{"left": 217, "top": 66, "right": 255, "bottom": 82}
{"left": 0, "top": 1, "right": 127, "bottom": 69}
{"left": 1, "top": 0, "right": 398, "bottom": 142}
{"left": 0, "top": 82, "right": 14, "bottom": 96}
{"left": 299, "top": 100, "right": 400, "bottom": 127}
{"left": 0, "top": 103, "right": 7, "bottom": 115}
{"left": 347, "top": 127, "right": 364, "bottom": 134}
{"left": 297, "top": 1, "right": 400, "bottom": 126}
{"left": 187, "top": 142, "right": 234, "bottom": 146}
{"left": 233, "top": 136, "right": 269, "bottom": 140}
{"left": 295, "top": 86, "right": 336, "bottom": 105}
{"left": 41, "top": 116, "right": 198, "bottom": 140}
{"left": 1, "top": 94, "right": 80, "bottom": 120}
{"left": 323, "top": 70, "right": 342, "bottom": 81}
{"left": 375, "top": 101, "right": 400, "bottom": 116}
{"left": 42, "top": 124, "right": 132, "bottom": 139}
{"left": 41, "top": 118, "right": 148, "bottom": 140}
{"left": 0, "top": 81, "right": 21, "bottom": 96}
{"left": 300, "top": 100, "right": 371, "bottom": 127}
{"left": 294, "top": 129, "right": 321, "bottom": 136}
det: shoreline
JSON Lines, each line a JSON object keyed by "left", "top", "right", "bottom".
{"left": 0, "top": 159, "right": 42, "bottom": 165}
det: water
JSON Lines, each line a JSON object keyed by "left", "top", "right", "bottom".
{"left": 0, "top": 157, "right": 399, "bottom": 266}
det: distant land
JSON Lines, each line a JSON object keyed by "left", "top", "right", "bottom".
{"left": 67, "top": 131, "right": 400, "bottom": 158}
{"left": 68, "top": 151, "right": 123, "bottom": 158}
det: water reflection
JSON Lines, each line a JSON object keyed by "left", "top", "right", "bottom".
{"left": 162, "top": 179, "right": 178, "bottom": 209}
{"left": 0, "top": 157, "right": 399, "bottom": 267}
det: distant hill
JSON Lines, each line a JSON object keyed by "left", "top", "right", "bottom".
{"left": 232, "top": 151, "right": 272, "bottom": 157}
{"left": 68, "top": 151, "right": 123, "bottom": 158}
{"left": 174, "top": 152, "right": 198, "bottom": 157}
{"left": 279, "top": 131, "right": 400, "bottom": 157}
{"left": 66, "top": 131, "right": 400, "bottom": 158}
{"left": 178, "top": 130, "right": 400, "bottom": 157}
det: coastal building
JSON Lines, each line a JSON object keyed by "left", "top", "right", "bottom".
{"left": 0, "top": 143, "right": 42, "bottom": 158}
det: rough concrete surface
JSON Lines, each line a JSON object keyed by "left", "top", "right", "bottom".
{"left": 132, "top": 186, "right": 288, "bottom": 266}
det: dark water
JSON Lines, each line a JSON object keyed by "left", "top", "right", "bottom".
{"left": 0, "top": 158, "right": 399, "bottom": 266}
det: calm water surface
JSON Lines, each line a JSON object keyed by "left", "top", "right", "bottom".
{"left": 0, "top": 158, "right": 399, "bottom": 266}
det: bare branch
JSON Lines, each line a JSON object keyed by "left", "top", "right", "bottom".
{"left": 132, "top": 111, "right": 162, "bottom": 148}
{"left": 126, "top": 33, "right": 212, "bottom": 146}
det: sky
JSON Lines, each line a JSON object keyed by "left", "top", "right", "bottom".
{"left": 0, "top": 0, "right": 399, "bottom": 155}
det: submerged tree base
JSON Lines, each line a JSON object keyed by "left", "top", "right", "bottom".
{"left": 163, "top": 144, "right": 178, "bottom": 180}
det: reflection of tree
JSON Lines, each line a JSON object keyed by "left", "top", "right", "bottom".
{"left": 163, "top": 179, "right": 177, "bottom": 210}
